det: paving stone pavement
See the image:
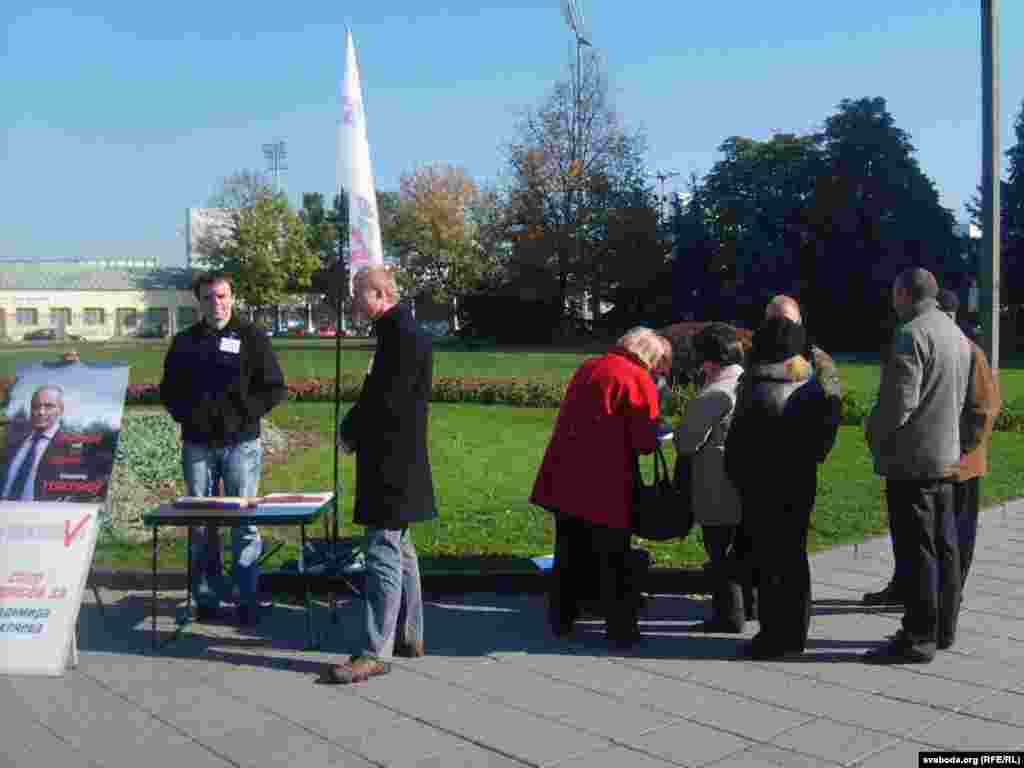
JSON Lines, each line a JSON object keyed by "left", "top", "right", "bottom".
{"left": 4, "top": 500, "right": 1024, "bottom": 767}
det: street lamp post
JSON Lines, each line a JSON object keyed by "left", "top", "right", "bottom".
{"left": 650, "top": 170, "right": 680, "bottom": 223}
{"left": 561, "top": 0, "right": 592, "bottom": 326}
{"left": 980, "top": 0, "right": 1000, "bottom": 368}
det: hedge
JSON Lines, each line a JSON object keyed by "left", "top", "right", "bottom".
{"left": 3, "top": 377, "right": 1024, "bottom": 433}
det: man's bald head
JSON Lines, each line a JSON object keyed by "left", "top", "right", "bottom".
{"left": 765, "top": 295, "right": 802, "bottom": 325}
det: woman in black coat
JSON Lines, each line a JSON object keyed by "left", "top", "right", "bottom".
{"left": 724, "top": 316, "right": 831, "bottom": 660}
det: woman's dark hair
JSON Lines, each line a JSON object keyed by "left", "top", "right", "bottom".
{"left": 751, "top": 316, "right": 806, "bottom": 364}
{"left": 693, "top": 322, "right": 744, "bottom": 366}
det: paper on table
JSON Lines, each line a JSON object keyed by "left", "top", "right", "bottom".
{"left": 531, "top": 554, "right": 554, "bottom": 571}
{"left": 173, "top": 496, "right": 258, "bottom": 509}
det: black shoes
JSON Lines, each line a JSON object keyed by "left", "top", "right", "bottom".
{"left": 862, "top": 581, "right": 905, "bottom": 606}
{"left": 237, "top": 605, "right": 261, "bottom": 627}
{"left": 607, "top": 624, "right": 642, "bottom": 650}
{"left": 744, "top": 633, "right": 804, "bottom": 660}
{"left": 694, "top": 618, "right": 744, "bottom": 634}
{"left": 193, "top": 605, "right": 223, "bottom": 623}
{"left": 863, "top": 631, "right": 933, "bottom": 664}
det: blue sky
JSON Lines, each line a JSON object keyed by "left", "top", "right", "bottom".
{"left": 3, "top": 1, "right": 1022, "bottom": 267}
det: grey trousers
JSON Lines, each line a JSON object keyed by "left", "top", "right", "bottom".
{"left": 360, "top": 526, "right": 424, "bottom": 660}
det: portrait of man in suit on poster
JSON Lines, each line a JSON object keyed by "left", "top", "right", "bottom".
{"left": 1, "top": 361, "right": 128, "bottom": 504}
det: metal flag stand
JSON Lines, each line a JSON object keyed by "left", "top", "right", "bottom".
{"left": 303, "top": 262, "right": 363, "bottom": 630}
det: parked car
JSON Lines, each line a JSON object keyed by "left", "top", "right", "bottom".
{"left": 317, "top": 323, "right": 338, "bottom": 337}
{"left": 23, "top": 328, "right": 86, "bottom": 342}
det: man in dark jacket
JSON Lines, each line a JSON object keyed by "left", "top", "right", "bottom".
{"left": 323, "top": 265, "right": 436, "bottom": 685}
{"left": 160, "top": 272, "right": 287, "bottom": 625}
{"left": 864, "top": 269, "right": 974, "bottom": 663}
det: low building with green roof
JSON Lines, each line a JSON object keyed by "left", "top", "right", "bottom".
{"left": 0, "top": 261, "right": 199, "bottom": 341}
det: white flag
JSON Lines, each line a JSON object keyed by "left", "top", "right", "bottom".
{"left": 338, "top": 30, "right": 384, "bottom": 283}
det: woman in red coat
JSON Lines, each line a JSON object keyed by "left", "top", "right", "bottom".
{"left": 531, "top": 327, "right": 665, "bottom": 648}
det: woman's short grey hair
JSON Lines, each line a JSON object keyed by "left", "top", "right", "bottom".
{"left": 353, "top": 265, "right": 401, "bottom": 300}
{"left": 616, "top": 327, "right": 666, "bottom": 370}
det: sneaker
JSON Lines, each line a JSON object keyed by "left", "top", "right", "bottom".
{"left": 320, "top": 656, "right": 392, "bottom": 685}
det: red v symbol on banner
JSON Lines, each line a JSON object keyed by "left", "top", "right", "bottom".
{"left": 64, "top": 514, "right": 91, "bottom": 547}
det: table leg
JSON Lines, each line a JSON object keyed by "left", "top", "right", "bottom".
{"left": 151, "top": 525, "right": 158, "bottom": 652}
{"left": 301, "top": 523, "right": 316, "bottom": 649}
{"left": 186, "top": 526, "right": 193, "bottom": 623}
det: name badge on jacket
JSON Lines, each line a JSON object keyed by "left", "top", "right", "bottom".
{"left": 220, "top": 337, "right": 241, "bottom": 354}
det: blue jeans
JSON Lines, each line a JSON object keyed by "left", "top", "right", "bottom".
{"left": 182, "top": 440, "right": 263, "bottom": 610}
{"left": 360, "top": 527, "right": 423, "bottom": 660}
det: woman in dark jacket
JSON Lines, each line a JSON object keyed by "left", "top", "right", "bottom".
{"left": 725, "top": 316, "right": 831, "bottom": 659}
{"left": 531, "top": 327, "right": 665, "bottom": 648}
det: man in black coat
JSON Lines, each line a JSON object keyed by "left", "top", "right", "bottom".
{"left": 323, "top": 265, "right": 437, "bottom": 685}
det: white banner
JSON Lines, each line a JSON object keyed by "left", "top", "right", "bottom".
{"left": 0, "top": 502, "right": 101, "bottom": 676}
{"left": 337, "top": 30, "right": 384, "bottom": 284}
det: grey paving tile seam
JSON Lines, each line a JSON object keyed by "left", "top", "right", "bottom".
{"left": 78, "top": 658, "right": 521, "bottom": 768}
{"left": 338, "top": 671, "right": 589, "bottom": 768}
{"left": 392, "top": 653, "right": 823, "bottom": 761}
{"left": 845, "top": 738, "right": 938, "bottom": 768}
{"left": 7, "top": 710, "right": 107, "bottom": 768}
{"left": 71, "top": 671, "right": 254, "bottom": 768}
{"left": 384, "top": 654, "right": 686, "bottom": 740}
{"left": 618, "top": 657, "right": 981, "bottom": 740}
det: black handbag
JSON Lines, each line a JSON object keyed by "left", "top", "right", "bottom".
{"left": 631, "top": 444, "right": 694, "bottom": 541}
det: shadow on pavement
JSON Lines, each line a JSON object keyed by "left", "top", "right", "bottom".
{"left": 74, "top": 590, "right": 878, "bottom": 672}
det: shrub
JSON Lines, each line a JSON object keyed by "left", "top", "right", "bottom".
{"left": 995, "top": 397, "right": 1024, "bottom": 433}
{"left": 840, "top": 391, "right": 872, "bottom": 426}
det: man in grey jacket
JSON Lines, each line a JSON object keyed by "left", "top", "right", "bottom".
{"left": 864, "top": 268, "right": 975, "bottom": 664}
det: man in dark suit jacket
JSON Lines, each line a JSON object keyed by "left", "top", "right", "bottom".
{"left": 1, "top": 385, "right": 70, "bottom": 501}
{"left": 322, "top": 265, "right": 437, "bottom": 685}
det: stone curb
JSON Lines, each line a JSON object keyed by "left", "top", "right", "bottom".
{"left": 87, "top": 567, "right": 711, "bottom": 597}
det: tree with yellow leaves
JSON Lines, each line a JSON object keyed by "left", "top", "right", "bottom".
{"left": 389, "top": 163, "right": 505, "bottom": 331}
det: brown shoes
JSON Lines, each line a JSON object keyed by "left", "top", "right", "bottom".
{"left": 394, "top": 640, "right": 425, "bottom": 658}
{"left": 320, "top": 656, "right": 392, "bottom": 685}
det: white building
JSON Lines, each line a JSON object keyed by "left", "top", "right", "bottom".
{"left": 0, "top": 261, "right": 197, "bottom": 341}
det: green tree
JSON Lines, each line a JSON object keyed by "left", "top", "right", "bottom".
{"left": 389, "top": 164, "right": 503, "bottom": 330}
{"left": 811, "top": 97, "right": 956, "bottom": 348}
{"left": 699, "top": 133, "right": 824, "bottom": 322}
{"left": 504, "top": 49, "right": 647, "bottom": 324}
{"left": 299, "top": 192, "right": 338, "bottom": 269}
{"left": 202, "top": 191, "right": 319, "bottom": 310}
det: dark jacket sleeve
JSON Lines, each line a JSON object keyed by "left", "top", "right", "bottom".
{"left": 160, "top": 334, "right": 195, "bottom": 424}
{"left": 237, "top": 330, "right": 287, "bottom": 422}
{"left": 339, "top": 312, "right": 428, "bottom": 452}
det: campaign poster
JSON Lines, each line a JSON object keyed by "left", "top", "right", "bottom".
{"left": 0, "top": 501, "right": 102, "bottom": 676}
{"left": 0, "top": 361, "right": 129, "bottom": 503}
